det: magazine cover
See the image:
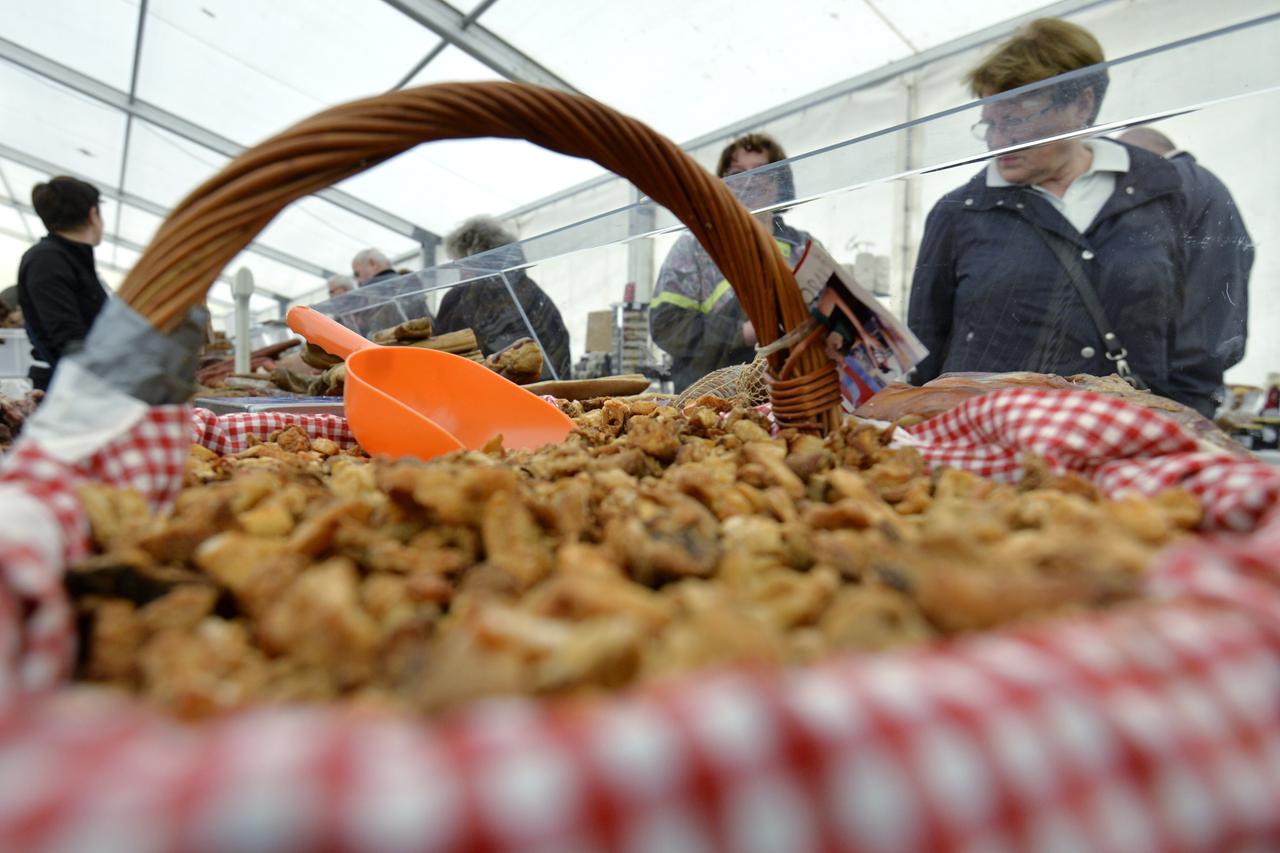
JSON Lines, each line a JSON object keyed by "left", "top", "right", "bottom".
{"left": 793, "top": 241, "right": 928, "bottom": 411}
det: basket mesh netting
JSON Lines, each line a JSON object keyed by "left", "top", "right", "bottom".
{"left": 676, "top": 356, "right": 770, "bottom": 409}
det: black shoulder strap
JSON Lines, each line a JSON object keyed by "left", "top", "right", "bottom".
{"left": 1024, "top": 218, "right": 1149, "bottom": 391}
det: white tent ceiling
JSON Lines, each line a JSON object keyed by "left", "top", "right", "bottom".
{"left": 1, "top": 0, "right": 1101, "bottom": 307}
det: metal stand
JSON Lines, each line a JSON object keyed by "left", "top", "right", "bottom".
{"left": 232, "top": 267, "right": 254, "bottom": 374}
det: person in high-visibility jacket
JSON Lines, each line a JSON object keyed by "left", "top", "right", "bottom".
{"left": 649, "top": 133, "right": 813, "bottom": 392}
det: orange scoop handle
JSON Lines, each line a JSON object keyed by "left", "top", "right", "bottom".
{"left": 287, "top": 306, "right": 374, "bottom": 359}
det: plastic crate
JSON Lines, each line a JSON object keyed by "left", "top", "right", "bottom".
{"left": 0, "top": 329, "right": 34, "bottom": 379}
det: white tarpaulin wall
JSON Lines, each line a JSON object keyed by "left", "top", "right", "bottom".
{"left": 0, "top": 0, "right": 1274, "bottom": 381}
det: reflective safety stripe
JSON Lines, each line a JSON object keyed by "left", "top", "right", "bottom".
{"left": 650, "top": 290, "right": 701, "bottom": 310}
{"left": 701, "top": 279, "right": 734, "bottom": 313}
{"left": 654, "top": 281, "right": 733, "bottom": 315}
{"left": 652, "top": 237, "right": 795, "bottom": 313}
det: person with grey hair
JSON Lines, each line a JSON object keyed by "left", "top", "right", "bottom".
{"left": 351, "top": 248, "right": 395, "bottom": 286}
{"left": 1117, "top": 125, "right": 1253, "bottom": 410}
{"left": 330, "top": 250, "right": 414, "bottom": 334}
{"left": 444, "top": 216, "right": 512, "bottom": 261}
{"left": 326, "top": 274, "right": 356, "bottom": 299}
{"left": 435, "top": 215, "right": 571, "bottom": 380}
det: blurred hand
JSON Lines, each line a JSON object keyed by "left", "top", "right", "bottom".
{"left": 743, "top": 321, "right": 758, "bottom": 347}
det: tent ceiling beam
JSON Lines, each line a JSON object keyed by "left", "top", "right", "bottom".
{"left": 0, "top": 196, "right": 240, "bottom": 301}
{"left": 0, "top": 194, "right": 296, "bottom": 303}
{"left": 112, "top": 0, "right": 149, "bottom": 251}
{"left": 0, "top": 222, "right": 195, "bottom": 287}
{"left": 0, "top": 201, "right": 148, "bottom": 257}
{"left": 0, "top": 35, "right": 438, "bottom": 244}
{"left": 380, "top": 0, "right": 579, "bottom": 93}
{"left": 0, "top": 142, "right": 334, "bottom": 287}
{"left": 390, "top": 0, "right": 499, "bottom": 90}
{"left": 0, "top": 198, "right": 255, "bottom": 311}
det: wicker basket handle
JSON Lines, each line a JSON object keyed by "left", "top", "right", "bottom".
{"left": 118, "top": 81, "right": 838, "bottom": 431}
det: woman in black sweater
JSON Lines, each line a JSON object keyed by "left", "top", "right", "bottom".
{"left": 17, "top": 176, "right": 108, "bottom": 390}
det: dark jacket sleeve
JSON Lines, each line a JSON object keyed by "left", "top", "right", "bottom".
{"left": 1166, "top": 158, "right": 1253, "bottom": 409}
{"left": 701, "top": 303, "right": 749, "bottom": 350}
{"left": 519, "top": 284, "right": 572, "bottom": 380}
{"left": 22, "top": 254, "right": 92, "bottom": 361}
{"left": 906, "top": 202, "right": 959, "bottom": 384}
{"left": 473, "top": 298, "right": 532, "bottom": 355}
{"left": 649, "top": 242, "right": 748, "bottom": 367}
{"left": 649, "top": 248, "right": 705, "bottom": 358}
{"left": 433, "top": 287, "right": 466, "bottom": 335}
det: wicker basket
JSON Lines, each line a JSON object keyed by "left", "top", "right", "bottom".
{"left": 117, "top": 81, "right": 841, "bottom": 433}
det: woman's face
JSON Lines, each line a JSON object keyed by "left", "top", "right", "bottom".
{"left": 725, "top": 148, "right": 770, "bottom": 176}
{"left": 978, "top": 90, "right": 1094, "bottom": 186}
{"left": 723, "top": 148, "right": 780, "bottom": 210}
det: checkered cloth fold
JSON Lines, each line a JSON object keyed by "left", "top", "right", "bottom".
{"left": 905, "top": 389, "right": 1279, "bottom": 531}
{"left": 191, "top": 407, "right": 358, "bottom": 455}
{"left": 0, "top": 389, "right": 1275, "bottom": 850}
{"left": 0, "top": 406, "right": 190, "bottom": 693}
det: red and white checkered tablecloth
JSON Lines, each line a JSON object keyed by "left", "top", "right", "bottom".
{"left": 191, "top": 407, "right": 358, "bottom": 455}
{"left": 0, "top": 389, "right": 1276, "bottom": 851}
{"left": 904, "top": 389, "right": 1280, "bottom": 532}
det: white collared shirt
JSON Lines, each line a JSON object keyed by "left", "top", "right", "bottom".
{"left": 986, "top": 138, "right": 1131, "bottom": 234}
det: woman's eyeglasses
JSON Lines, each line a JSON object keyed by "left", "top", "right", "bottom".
{"left": 970, "top": 101, "right": 1060, "bottom": 141}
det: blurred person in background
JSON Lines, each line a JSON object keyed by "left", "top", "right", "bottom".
{"left": 342, "top": 250, "right": 418, "bottom": 334}
{"left": 435, "top": 215, "right": 571, "bottom": 381}
{"left": 351, "top": 248, "right": 397, "bottom": 286}
{"left": 0, "top": 285, "right": 20, "bottom": 324}
{"left": 17, "top": 176, "right": 108, "bottom": 390}
{"left": 326, "top": 274, "right": 355, "bottom": 299}
{"left": 1118, "top": 125, "right": 1253, "bottom": 408}
{"left": 907, "top": 18, "right": 1231, "bottom": 416}
{"left": 649, "top": 133, "right": 813, "bottom": 392}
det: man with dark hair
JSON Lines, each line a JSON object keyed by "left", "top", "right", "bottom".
{"left": 650, "top": 132, "right": 811, "bottom": 391}
{"left": 17, "top": 176, "right": 108, "bottom": 389}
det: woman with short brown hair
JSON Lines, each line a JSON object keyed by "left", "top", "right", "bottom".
{"left": 906, "top": 18, "right": 1241, "bottom": 416}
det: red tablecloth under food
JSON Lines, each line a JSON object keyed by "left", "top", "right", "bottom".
{"left": 0, "top": 389, "right": 1275, "bottom": 851}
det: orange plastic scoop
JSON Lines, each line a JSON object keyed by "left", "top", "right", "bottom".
{"left": 287, "top": 306, "right": 574, "bottom": 460}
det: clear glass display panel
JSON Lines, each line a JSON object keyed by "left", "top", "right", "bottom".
{"left": 298, "top": 14, "right": 1276, "bottom": 408}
